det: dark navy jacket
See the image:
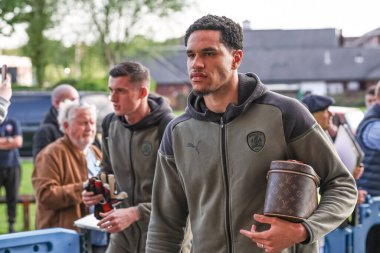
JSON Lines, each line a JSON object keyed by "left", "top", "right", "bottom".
{"left": 356, "top": 103, "right": 380, "bottom": 196}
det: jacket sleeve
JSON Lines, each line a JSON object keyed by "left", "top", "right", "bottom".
{"left": 32, "top": 151, "right": 83, "bottom": 210}
{"left": 0, "top": 96, "right": 10, "bottom": 124}
{"left": 100, "top": 114, "right": 114, "bottom": 174}
{"left": 289, "top": 124, "right": 358, "bottom": 243}
{"left": 137, "top": 203, "right": 151, "bottom": 222}
{"left": 146, "top": 151, "right": 189, "bottom": 252}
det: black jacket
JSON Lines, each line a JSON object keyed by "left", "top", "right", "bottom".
{"left": 32, "top": 106, "right": 63, "bottom": 160}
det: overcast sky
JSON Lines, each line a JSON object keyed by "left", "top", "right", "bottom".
{"left": 157, "top": 0, "right": 380, "bottom": 41}
{"left": 1, "top": 0, "right": 380, "bottom": 49}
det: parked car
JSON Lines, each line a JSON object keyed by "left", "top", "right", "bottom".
{"left": 7, "top": 91, "right": 113, "bottom": 157}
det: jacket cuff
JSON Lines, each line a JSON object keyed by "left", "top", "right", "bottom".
{"left": 300, "top": 221, "right": 313, "bottom": 244}
{"left": 137, "top": 203, "right": 151, "bottom": 222}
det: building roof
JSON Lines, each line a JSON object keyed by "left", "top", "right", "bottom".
{"left": 136, "top": 52, "right": 188, "bottom": 85}
{"left": 241, "top": 47, "right": 380, "bottom": 83}
{"left": 135, "top": 28, "right": 380, "bottom": 85}
{"left": 243, "top": 28, "right": 342, "bottom": 49}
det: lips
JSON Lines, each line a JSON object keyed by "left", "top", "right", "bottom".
{"left": 190, "top": 72, "right": 206, "bottom": 78}
{"left": 190, "top": 72, "right": 207, "bottom": 81}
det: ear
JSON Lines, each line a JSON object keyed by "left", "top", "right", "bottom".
{"left": 64, "top": 121, "right": 69, "bottom": 129}
{"left": 140, "top": 86, "right": 148, "bottom": 98}
{"left": 53, "top": 99, "right": 60, "bottom": 109}
{"left": 231, "top": 50, "right": 243, "bottom": 70}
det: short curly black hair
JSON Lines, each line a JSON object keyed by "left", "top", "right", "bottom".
{"left": 184, "top": 15, "right": 243, "bottom": 50}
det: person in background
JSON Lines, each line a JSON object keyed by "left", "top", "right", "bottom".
{"left": 356, "top": 81, "right": 380, "bottom": 253}
{"left": 146, "top": 14, "right": 357, "bottom": 253}
{"left": 0, "top": 116, "right": 22, "bottom": 233}
{"left": 32, "top": 84, "right": 79, "bottom": 159}
{"left": 32, "top": 100, "right": 107, "bottom": 252}
{"left": 365, "top": 85, "right": 376, "bottom": 110}
{"left": 0, "top": 78, "right": 12, "bottom": 124}
{"left": 301, "top": 94, "right": 365, "bottom": 184}
{"left": 82, "top": 61, "right": 175, "bottom": 253}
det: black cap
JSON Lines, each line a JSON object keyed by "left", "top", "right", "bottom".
{"left": 301, "top": 94, "right": 335, "bottom": 113}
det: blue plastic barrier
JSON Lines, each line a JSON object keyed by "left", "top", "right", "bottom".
{"left": 324, "top": 196, "right": 380, "bottom": 253}
{"left": 0, "top": 228, "right": 80, "bottom": 253}
{"left": 324, "top": 227, "right": 353, "bottom": 253}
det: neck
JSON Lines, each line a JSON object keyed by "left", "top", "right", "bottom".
{"left": 124, "top": 102, "right": 151, "bottom": 125}
{"left": 204, "top": 75, "right": 239, "bottom": 113}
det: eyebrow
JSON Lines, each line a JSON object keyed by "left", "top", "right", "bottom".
{"left": 186, "top": 47, "right": 218, "bottom": 54}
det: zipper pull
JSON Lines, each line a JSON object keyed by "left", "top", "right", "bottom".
{"left": 220, "top": 117, "right": 224, "bottom": 129}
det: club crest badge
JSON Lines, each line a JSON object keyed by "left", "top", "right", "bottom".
{"left": 247, "top": 131, "right": 266, "bottom": 152}
{"left": 142, "top": 140, "right": 152, "bottom": 156}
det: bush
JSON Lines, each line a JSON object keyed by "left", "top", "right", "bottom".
{"left": 54, "top": 78, "right": 108, "bottom": 92}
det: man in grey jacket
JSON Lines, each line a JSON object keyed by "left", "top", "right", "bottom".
{"left": 146, "top": 15, "right": 357, "bottom": 253}
{"left": 82, "top": 61, "right": 174, "bottom": 252}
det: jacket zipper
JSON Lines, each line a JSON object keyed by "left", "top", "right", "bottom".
{"left": 129, "top": 131, "right": 142, "bottom": 252}
{"left": 130, "top": 131, "right": 136, "bottom": 205}
{"left": 220, "top": 117, "right": 233, "bottom": 253}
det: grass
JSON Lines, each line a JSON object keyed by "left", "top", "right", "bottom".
{"left": 0, "top": 158, "right": 36, "bottom": 234}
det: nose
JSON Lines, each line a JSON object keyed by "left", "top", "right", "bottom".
{"left": 85, "top": 121, "right": 95, "bottom": 130}
{"left": 189, "top": 54, "right": 204, "bottom": 70}
{"left": 109, "top": 91, "right": 116, "bottom": 102}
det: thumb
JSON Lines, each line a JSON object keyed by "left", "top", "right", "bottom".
{"left": 254, "top": 214, "right": 277, "bottom": 225}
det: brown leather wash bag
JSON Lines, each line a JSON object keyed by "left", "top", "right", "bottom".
{"left": 263, "top": 160, "right": 320, "bottom": 223}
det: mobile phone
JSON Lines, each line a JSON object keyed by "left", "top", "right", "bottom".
{"left": 1, "top": 64, "right": 7, "bottom": 82}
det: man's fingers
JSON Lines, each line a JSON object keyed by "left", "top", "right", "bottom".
{"left": 254, "top": 214, "right": 277, "bottom": 225}
{"left": 240, "top": 229, "right": 253, "bottom": 239}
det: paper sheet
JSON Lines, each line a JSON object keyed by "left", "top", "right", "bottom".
{"left": 74, "top": 214, "right": 102, "bottom": 231}
{"left": 334, "top": 124, "right": 364, "bottom": 173}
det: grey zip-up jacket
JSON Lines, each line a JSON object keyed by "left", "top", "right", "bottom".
{"left": 147, "top": 73, "right": 357, "bottom": 253}
{"left": 101, "top": 94, "right": 174, "bottom": 252}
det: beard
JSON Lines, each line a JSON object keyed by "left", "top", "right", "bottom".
{"left": 192, "top": 89, "right": 210, "bottom": 97}
{"left": 191, "top": 84, "right": 219, "bottom": 97}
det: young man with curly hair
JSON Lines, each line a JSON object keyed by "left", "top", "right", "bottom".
{"left": 146, "top": 15, "right": 357, "bottom": 253}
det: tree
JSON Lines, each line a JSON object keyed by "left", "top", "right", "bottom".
{"left": 74, "top": 0, "right": 189, "bottom": 67}
{"left": 0, "top": 0, "right": 57, "bottom": 88}
{"left": 0, "top": 0, "right": 190, "bottom": 87}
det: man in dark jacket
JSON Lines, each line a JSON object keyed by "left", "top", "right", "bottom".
{"left": 356, "top": 81, "right": 380, "bottom": 253}
{"left": 32, "top": 84, "right": 79, "bottom": 159}
{"left": 82, "top": 61, "right": 175, "bottom": 252}
{"left": 146, "top": 15, "right": 357, "bottom": 253}
{"left": 357, "top": 81, "right": 380, "bottom": 196}
{"left": 0, "top": 117, "right": 22, "bottom": 233}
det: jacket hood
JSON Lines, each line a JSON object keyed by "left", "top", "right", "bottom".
{"left": 185, "top": 73, "right": 268, "bottom": 123}
{"left": 117, "top": 93, "right": 173, "bottom": 130}
{"left": 43, "top": 106, "right": 60, "bottom": 127}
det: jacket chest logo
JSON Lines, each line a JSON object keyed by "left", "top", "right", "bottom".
{"left": 142, "top": 140, "right": 152, "bottom": 156}
{"left": 186, "top": 140, "right": 201, "bottom": 155}
{"left": 247, "top": 131, "right": 266, "bottom": 152}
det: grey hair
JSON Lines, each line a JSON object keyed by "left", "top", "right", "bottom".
{"left": 57, "top": 100, "right": 97, "bottom": 132}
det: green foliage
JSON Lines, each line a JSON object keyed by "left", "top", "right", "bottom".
{"left": 1, "top": 0, "right": 190, "bottom": 90}
{"left": 0, "top": 159, "right": 35, "bottom": 234}
{"left": 1, "top": 0, "right": 58, "bottom": 88}
{"left": 0, "top": 0, "right": 30, "bottom": 36}
{"left": 332, "top": 91, "right": 366, "bottom": 108}
{"left": 73, "top": 0, "right": 189, "bottom": 66}
{"left": 53, "top": 78, "right": 108, "bottom": 92}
